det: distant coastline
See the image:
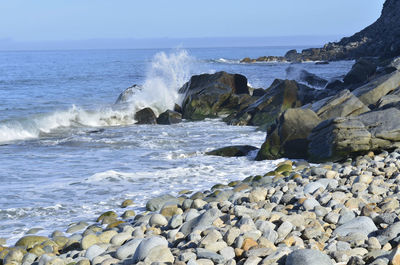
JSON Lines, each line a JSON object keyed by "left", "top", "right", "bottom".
{"left": 0, "top": 35, "right": 341, "bottom": 51}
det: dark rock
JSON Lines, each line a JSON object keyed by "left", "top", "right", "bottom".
{"left": 315, "top": 61, "right": 329, "bottom": 65}
{"left": 256, "top": 108, "right": 321, "bottom": 160}
{"left": 156, "top": 110, "right": 182, "bottom": 125}
{"left": 352, "top": 70, "right": 400, "bottom": 107}
{"left": 242, "top": 0, "right": 400, "bottom": 62}
{"left": 206, "top": 145, "right": 258, "bottom": 157}
{"left": 173, "top": 104, "right": 182, "bottom": 114}
{"left": 308, "top": 108, "right": 400, "bottom": 162}
{"left": 309, "top": 89, "right": 370, "bottom": 120}
{"left": 134, "top": 108, "right": 157, "bottom": 125}
{"left": 285, "top": 249, "right": 333, "bottom": 265}
{"left": 227, "top": 79, "right": 326, "bottom": 130}
{"left": 343, "top": 58, "right": 378, "bottom": 86}
{"left": 252, "top": 88, "right": 266, "bottom": 97}
{"left": 300, "top": 70, "right": 328, "bottom": 88}
{"left": 179, "top": 71, "right": 250, "bottom": 120}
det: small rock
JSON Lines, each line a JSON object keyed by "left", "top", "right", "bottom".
{"left": 285, "top": 249, "right": 333, "bottom": 265}
{"left": 85, "top": 245, "right": 105, "bottom": 261}
{"left": 149, "top": 214, "right": 168, "bottom": 227}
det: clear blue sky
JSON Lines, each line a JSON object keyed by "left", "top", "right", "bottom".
{"left": 0, "top": 0, "right": 385, "bottom": 41}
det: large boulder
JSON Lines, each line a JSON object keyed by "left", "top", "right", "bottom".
{"left": 134, "top": 108, "right": 157, "bottom": 125}
{"left": 178, "top": 71, "right": 251, "bottom": 120}
{"left": 352, "top": 70, "right": 400, "bottom": 107}
{"left": 227, "top": 79, "right": 327, "bottom": 130}
{"left": 308, "top": 108, "right": 400, "bottom": 162}
{"left": 256, "top": 108, "right": 321, "bottom": 160}
{"left": 308, "top": 89, "right": 370, "bottom": 120}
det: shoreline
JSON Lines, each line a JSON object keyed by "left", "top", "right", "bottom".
{"left": 2, "top": 149, "right": 400, "bottom": 264}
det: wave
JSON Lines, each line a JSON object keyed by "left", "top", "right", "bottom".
{"left": 0, "top": 50, "right": 195, "bottom": 143}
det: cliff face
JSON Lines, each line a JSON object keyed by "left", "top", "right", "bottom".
{"left": 288, "top": 0, "right": 400, "bottom": 61}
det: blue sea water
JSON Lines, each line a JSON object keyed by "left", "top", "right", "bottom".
{"left": 0, "top": 46, "right": 353, "bottom": 244}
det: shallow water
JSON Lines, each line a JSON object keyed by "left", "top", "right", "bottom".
{"left": 0, "top": 47, "right": 353, "bottom": 244}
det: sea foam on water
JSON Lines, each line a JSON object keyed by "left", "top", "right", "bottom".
{"left": 0, "top": 50, "right": 195, "bottom": 143}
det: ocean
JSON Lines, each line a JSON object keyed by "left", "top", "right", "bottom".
{"left": 0, "top": 47, "right": 353, "bottom": 244}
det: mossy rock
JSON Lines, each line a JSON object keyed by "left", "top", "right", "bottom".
{"left": 228, "top": 181, "right": 239, "bottom": 187}
{"left": 81, "top": 234, "right": 99, "bottom": 250}
{"left": 190, "top": 192, "right": 205, "bottom": 200}
{"left": 243, "top": 176, "right": 254, "bottom": 183}
{"left": 277, "top": 160, "right": 293, "bottom": 167}
{"left": 211, "top": 184, "right": 226, "bottom": 190}
{"left": 160, "top": 205, "right": 182, "bottom": 218}
{"left": 120, "top": 199, "right": 134, "bottom": 208}
{"left": 274, "top": 164, "right": 292, "bottom": 173}
{"left": 0, "top": 248, "right": 10, "bottom": 260}
{"left": 282, "top": 171, "right": 291, "bottom": 177}
{"left": 121, "top": 210, "right": 136, "bottom": 219}
{"left": 29, "top": 245, "right": 45, "bottom": 256}
{"left": 96, "top": 211, "right": 117, "bottom": 222}
{"left": 53, "top": 236, "right": 69, "bottom": 249}
{"left": 41, "top": 240, "right": 59, "bottom": 254}
{"left": 264, "top": 171, "right": 276, "bottom": 177}
{"left": 106, "top": 221, "right": 125, "bottom": 230}
{"left": 15, "top": 236, "right": 49, "bottom": 250}
{"left": 178, "top": 189, "right": 192, "bottom": 195}
{"left": 252, "top": 175, "right": 263, "bottom": 182}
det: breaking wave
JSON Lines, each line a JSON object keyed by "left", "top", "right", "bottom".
{"left": 0, "top": 50, "right": 195, "bottom": 143}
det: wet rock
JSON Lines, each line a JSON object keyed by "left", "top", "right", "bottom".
{"left": 156, "top": 110, "right": 182, "bottom": 125}
{"left": 179, "top": 71, "right": 250, "bottom": 120}
{"left": 134, "top": 108, "right": 157, "bottom": 125}
{"left": 206, "top": 145, "right": 258, "bottom": 157}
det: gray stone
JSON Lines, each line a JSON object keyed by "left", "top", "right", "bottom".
{"left": 146, "top": 194, "right": 179, "bottom": 212}
{"left": 334, "top": 216, "right": 378, "bottom": 237}
{"left": 85, "top": 245, "right": 106, "bottom": 261}
{"left": 285, "top": 249, "right": 333, "bottom": 265}
{"left": 196, "top": 248, "right": 225, "bottom": 264}
{"left": 376, "top": 221, "right": 400, "bottom": 245}
{"left": 180, "top": 208, "right": 222, "bottom": 236}
{"left": 149, "top": 214, "right": 168, "bottom": 227}
{"left": 132, "top": 236, "right": 169, "bottom": 262}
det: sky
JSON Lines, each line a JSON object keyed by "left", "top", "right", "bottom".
{"left": 0, "top": 0, "right": 386, "bottom": 49}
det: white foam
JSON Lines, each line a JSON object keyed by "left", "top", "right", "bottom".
{"left": 0, "top": 50, "right": 196, "bottom": 143}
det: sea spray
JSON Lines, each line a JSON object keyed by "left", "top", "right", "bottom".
{"left": 122, "top": 49, "right": 195, "bottom": 115}
{"left": 0, "top": 50, "right": 196, "bottom": 143}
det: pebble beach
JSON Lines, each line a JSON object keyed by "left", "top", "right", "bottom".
{"left": 3, "top": 149, "right": 400, "bottom": 265}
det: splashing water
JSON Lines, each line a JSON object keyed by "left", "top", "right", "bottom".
{"left": 0, "top": 50, "right": 195, "bottom": 143}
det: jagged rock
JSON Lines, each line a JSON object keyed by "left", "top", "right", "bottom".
{"left": 252, "top": 88, "right": 266, "bottom": 97}
{"left": 178, "top": 71, "right": 251, "bottom": 120}
{"left": 308, "top": 89, "right": 370, "bottom": 120}
{"left": 308, "top": 108, "right": 400, "bottom": 162}
{"left": 227, "top": 79, "right": 327, "bottom": 130}
{"left": 352, "top": 70, "right": 400, "bottom": 107}
{"left": 134, "top": 108, "right": 157, "bottom": 125}
{"left": 376, "top": 94, "right": 400, "bottom": 108}
{"left": 206, "top": 145, "right": 258, "bottom": 157}
{"left": 256, "top": 108, "right": 321, "bottom": 160}
{"left": 156, "top": 110, "right": 182, "bottom": 125}
{"left": 299, "top": 70, "right": 328, "bottom": 88}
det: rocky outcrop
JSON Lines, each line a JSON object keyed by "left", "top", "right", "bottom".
{"left": 206, "top": 145, "right": 258, "bottom": 157}
{"left": 226, "top": 79, "right": 329, "bottom": 130}
{"left": 256, "top": 109, "right": 321, "bottom": 160}
{"left": 178, "top": 71, "right": 253, "bottom": 120}
{"left": 308, "top": 108, "right": 400, "bottom": 162}
{"left": 243, "top": 0, "right": 400, "bottom": 62}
